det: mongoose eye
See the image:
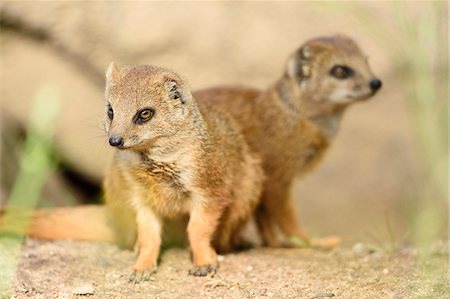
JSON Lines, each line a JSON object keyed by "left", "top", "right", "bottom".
{"left": 107, "top": 105, "right": 114, "bottom": 120}
{"left": 134, "top": 108, "right": 154, "bottom": 124}
{"left": 139, "top": 109, "right": 153, "bottom": 119}
{"left": 330, "top": 65, "right": 354, "bottom": 79}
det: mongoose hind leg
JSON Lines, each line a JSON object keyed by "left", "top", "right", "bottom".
{"left": 213, "top": 198, "right": 256, "bottom": 254}
{"left": 259, "top": 185, "right": 310, "bottom": 248}
{"left": 214, "top": 154, "right": 262, "bottom": 253}
{"left": 213, "top": 212, "right": 253, "bottom": 254}
{"left": 273, "top": 197, "right": 310, "bottom": 247}
{"left": 258, "top": 190, "right": 341, "bottom": 250}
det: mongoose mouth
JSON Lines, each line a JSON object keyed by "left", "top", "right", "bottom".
{"left": 109, "top": 138, "right": 148, "bottom": 151}
{"left": 115, "top": 145, "right": 129, "bottom": 150}
{"left": 108, "top": 139, "right": 138, "bottom": 150}
{"left": 110, "top": 134, "right": 178, "bottom": 153}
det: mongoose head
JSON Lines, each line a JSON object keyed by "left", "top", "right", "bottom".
{"left": 286, "top": 34, "right": 382, "bottom": 108}
{"left": 103, "top": 63, "right": 194, "bottom": 151}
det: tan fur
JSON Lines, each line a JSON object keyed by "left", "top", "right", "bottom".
{"left": 194, "top": 34, "right": 381, "bottom": 248}
{"left": 102, "top": 63, "right": 263, "bottom": 281}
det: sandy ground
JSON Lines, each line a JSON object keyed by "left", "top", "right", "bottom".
{"left": 3, "top": 239, "right": 448, "bottom": 299}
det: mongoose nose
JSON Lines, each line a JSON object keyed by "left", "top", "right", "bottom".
{"left": 109, "top": 136, "right": 124, "bottom": 147}
{"left": 369, "top": 79, "right": 382, "bottom": 92}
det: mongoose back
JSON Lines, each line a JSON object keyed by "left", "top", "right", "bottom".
{"left": 195, "top": 34, "right": 382, "bottom": 248}
{"left": 103, "top": 63, "right": 263, "bottom": 281}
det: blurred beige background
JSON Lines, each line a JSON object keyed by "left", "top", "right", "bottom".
{"left": 0, "top": 2, "right": 447, "bottom": 245}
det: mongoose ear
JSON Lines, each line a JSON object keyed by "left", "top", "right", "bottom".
{"left": 286, "top": 52, "right": 311, "bottom": 79}
{"left": 105, "top": 62, "right": 121, "bottom": 86}
{"left": 165, "top": 79, "right": 187, "bottom": 104}
{"left": 299, "top": 45, "right": 313, "bottom": 60}
{"left": 287, "top": 40, "right": 333, "bottom": 80}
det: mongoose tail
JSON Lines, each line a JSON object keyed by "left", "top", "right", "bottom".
{"left": 26, "top": 205, "right": 114, "bottom": 243}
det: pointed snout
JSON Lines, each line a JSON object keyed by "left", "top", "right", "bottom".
{"left": 109, "top": 135, "right": 124, "bottom": 147}
{"left": 369, "top": 79, "right": 382, "bottom": 92}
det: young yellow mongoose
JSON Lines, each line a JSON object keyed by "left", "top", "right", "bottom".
{"left": 103, "top": 63, "right": 263, "bottom": 281}
{"left": 195, "top": 34, "right": 382, "bottom": 248}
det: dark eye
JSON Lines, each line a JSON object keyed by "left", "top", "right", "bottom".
{"left": 330, "top": 65, "right": 354, "bottom": 79}
{"left": 134, "top": 108, "right": 154, "bottom": 124}
{"left": 107, "top": 105, "right": 114, "bottom": 120}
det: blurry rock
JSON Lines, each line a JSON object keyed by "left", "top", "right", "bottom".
{"left": 352, "top": 243, "right": 377, "bottom": 257}
{"left": 0, "top": 30, "right": 110, "bottom": 181}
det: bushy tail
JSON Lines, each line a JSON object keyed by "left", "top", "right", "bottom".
{"left": 1, "top": 205, "right": 114, "bottom": 243}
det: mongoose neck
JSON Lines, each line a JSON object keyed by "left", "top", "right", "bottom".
{"left": 303, "top": 100, "right": 347, "bottom": 139}
{"left": 273, "top": 77, "right": 304, "bottom": 114}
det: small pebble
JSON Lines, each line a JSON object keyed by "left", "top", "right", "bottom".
{"left": 382, "top": 268, "right": 389, "bottom": 275}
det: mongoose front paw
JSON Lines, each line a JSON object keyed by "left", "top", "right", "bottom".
{"left": 188, "top": 264, "right": 217, "bottom": 277}
{"left": 128, "top": 267, "right": 156, "bottom": 283}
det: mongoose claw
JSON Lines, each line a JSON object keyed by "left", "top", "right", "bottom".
{"left": 128, "top": 267, "right": 156, "bottom": 283}
{"left": 188, "top": 264, "right": 217, "bottom": 277}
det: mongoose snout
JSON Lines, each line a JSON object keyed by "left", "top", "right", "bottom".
{"left": 109, "top": 135, "right": 124, "bottom": 147}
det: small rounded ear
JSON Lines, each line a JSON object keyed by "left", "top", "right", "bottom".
{"left": 300, "top": 45, "right": 313, "bottom": 60}
{"left": 286, "top": 52, "right": 311, "bottom": 79}
{"left": 165, "top": 79, "right": 191, "bottom": 105}
{"left": 166, "top": 79, "right": 184, "bottom": 103}
{"left": 105, "top": 62, "right": 121, "bottom": 87}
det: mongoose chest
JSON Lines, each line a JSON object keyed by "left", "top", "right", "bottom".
{"left": 132, "top": 155, "right": 193, "bottom": 218}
